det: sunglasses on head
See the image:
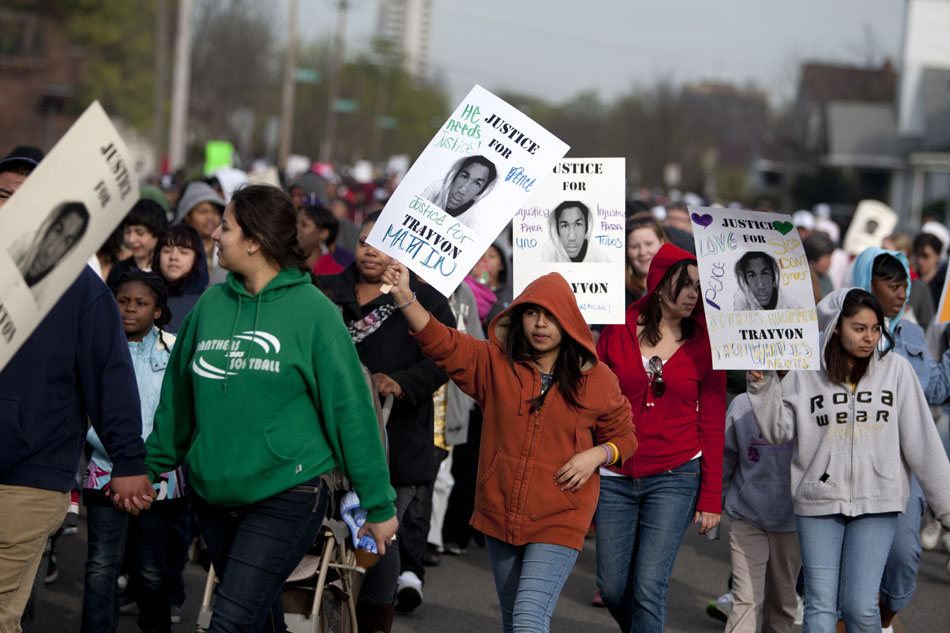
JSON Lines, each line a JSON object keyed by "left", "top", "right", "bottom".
{"left": 648, "top": 355, "right": 665, "bottom": 398}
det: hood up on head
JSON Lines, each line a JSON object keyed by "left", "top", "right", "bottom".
{"left": 541, "top": 202, "right": 610, "bottom": 263}
{"left": 815, "top": 286, "right": 888, "bottom": 372}
{"left": 630, "top": 243, "right": 704, "bottom": 325}
{"left": 289, "top": 172, "right": 329, "bottom": 206}
{"left": 175, "top": 182, "right": 225, "bottom": 224}
{"left": 851, "top": 246, "right": 910, "bottom": 333}
{"left": 488, "top": 272, "right": 597, "bottom": 371}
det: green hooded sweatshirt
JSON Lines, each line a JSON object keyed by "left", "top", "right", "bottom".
{"left": 144, "top": 269, "right": 396, "bottom": 522}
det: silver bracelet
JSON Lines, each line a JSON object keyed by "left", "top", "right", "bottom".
{"left": 395, "top": 292, "right": 417, "bottom": 309}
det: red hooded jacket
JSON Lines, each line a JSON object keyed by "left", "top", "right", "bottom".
{"left": 597, "top": 243, "right": 726, "bottom": 514}
{"left": 412, "top": 273, "right": 637, "bottom": 550}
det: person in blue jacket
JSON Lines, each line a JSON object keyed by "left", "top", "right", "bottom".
{"left": 852, "top": 246, "right": 950, "bottom": 631}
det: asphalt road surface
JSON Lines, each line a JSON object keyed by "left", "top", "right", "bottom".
{"left": 28, "top": 513, "right": 950, "bottom": 632}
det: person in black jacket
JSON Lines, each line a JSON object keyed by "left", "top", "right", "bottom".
{"left": 317, "top": 211, "right": 455, "bottom": 630}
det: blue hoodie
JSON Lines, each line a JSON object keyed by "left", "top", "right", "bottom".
{"left": 853, "top": 247, "right": 950, "bottom": 404}
{"left": 0, "top": 267, "right": 146, "bottom": 491}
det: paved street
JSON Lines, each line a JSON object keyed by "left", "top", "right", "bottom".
{"left": 29, "top": 513, "right": 950, "bottom": 632}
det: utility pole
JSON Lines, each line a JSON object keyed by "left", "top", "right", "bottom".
{"left": 153, "top": 0, "right": 168, "bottom": 173}
{"left": 168, "top": 0, "right": 193, "bottom": 171}
{"left": 277, "top": 0, "right": 298, "bottom": 172}
{"left": 319, "top": 0, "right": 348, "bottom": 164}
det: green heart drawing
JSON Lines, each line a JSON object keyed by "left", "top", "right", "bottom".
{"left": 773, "top": 221, "right": 794, "bottom": 235}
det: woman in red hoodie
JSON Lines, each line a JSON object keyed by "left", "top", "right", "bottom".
{"left": 595, "top": 243, "right": 726, "bottom": 633}
{"left": 382, "top": 263, "right": 636, "bottom": 633}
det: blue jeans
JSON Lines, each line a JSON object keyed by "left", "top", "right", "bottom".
{"left": 797, "top": 512, "right": 898, "bottom": 633}
{"left": 81, "top": 504, "right": 171, "bottom": 633}
{"left": 484, "top": 536, "right": 579, "bottom": 633}
{"left": 193, "top": 477, "right": 328, "bottom": 633}
{"left": 594, "top": 460, "right": 700, "bottom": 633}
{"left": 879, "top": 476, "right": 924, "bottom": 611}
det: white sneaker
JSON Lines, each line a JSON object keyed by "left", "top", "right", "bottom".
{"left": 921, "top": 516, "right": 941, "bottom": 550}
{"left": 794, "top": 594, "right": 804, "bottom": 626}
{"left": 395, "top": 570, "right": 423, "bottom": 613}
{"left": 705, "top": 592, "right": 732, "bottom": 623}
{"left": 882, "top": 625, "right": 894, "bottom": 633}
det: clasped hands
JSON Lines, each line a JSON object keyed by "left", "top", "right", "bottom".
{"left": 109, "top": 474, "right": 157, "bottom": 515}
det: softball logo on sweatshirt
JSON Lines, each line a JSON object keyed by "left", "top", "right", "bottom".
{"left": 192, "top": 330, "right": 282, "bottom": 380}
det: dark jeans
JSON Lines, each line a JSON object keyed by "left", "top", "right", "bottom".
{"left": 398, "top": 446, "right": 448, "bottom": 580}
{"left": 193, "top": 477, "right": 328, "bottom": 633}
{"left": 82, "top": 504, "right": 171, "bottom": 633}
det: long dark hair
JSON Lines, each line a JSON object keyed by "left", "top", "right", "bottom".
{"left": 503, "top": 302, "right": 588, "bottom": 412}
{"left": 151, "top": 224, "right": 205, "bottom": 296}
{"left": 637, "top": 259, "right": 697, "bottom": 346}
{"left": 824, "top": 289, "right": 893, "bottom": 385}
{"left": 112, "top": 270, "right": 172, "bottom": 351}
{"left": 230, "top": 184, "right": 307, "bottom": 271}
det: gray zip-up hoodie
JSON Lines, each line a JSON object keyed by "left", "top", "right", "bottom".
{"left": 723, "top": 394, "right": 796, "bottom": 532}
{"left": 747, "top": 288, "right": 950, "bottom": 528}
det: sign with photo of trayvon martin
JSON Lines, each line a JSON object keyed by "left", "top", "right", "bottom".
{"left": 513, "top": 158, "right": 626, "bottom": 324}
{"left": 0, "top": 101, "right": 140, "bottom": 373}
{"left": 365, "top": 85, "right": 569, "bottom": 297}
{"left": 688, "top": 205, "right": 820, "bottom": 371}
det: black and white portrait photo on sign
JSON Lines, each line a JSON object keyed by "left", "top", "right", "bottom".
{"left": 365, "top": 85, "right": 569, "bottom": 297}
{"left": 0, "top": 101, "right": 140, "bottom": 372}
{"left": 689, "top": 205, "right": 819, "bottom": 370}
{"left": 421, "top": 154, "right": 498, "bottom": 232}
{"left": 733, "top": 250, "right": 800, "bottom": 310}
{"left": 540, "top": 200, "right": 611, "bottom": 264}
{"left": 8, "top": 201, "right": 89, "bottom": 288}
{"left": 514, "top": 158, "right": 626, "bottom": 324}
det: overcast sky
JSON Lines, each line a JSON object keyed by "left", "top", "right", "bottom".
{"left": 297, "top": 0, "right": 907, "bottom": 106}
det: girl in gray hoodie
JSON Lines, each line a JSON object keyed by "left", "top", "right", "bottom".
{"left": 747, "top": 288, "right": 950, "bottom": 633}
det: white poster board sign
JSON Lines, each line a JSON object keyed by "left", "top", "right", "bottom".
{"left": 0, "top": 101, "right": 140, "bottom": 372}
{"left": 513, "top": 158, "right": 626, "bottom": 324}
{"left": 688, "top": 205, "right": 820, "bottom": 371}
{"left": 842, "top": 199, "right": 898, "bottom": 256}
{"left": 366, "top": 85, "right": 569, "bottom": 297}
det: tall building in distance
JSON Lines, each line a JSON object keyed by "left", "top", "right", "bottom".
{"left": 376, "top": 0, "right": 432, "bottom": 80}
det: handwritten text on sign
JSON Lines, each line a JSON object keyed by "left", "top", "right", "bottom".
{"left": 689, "top": 206, "right": 820, "bottom": 371}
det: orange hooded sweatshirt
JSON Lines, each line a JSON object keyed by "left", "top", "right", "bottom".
{"left": 411, "top": 272, "right": 637, "bottom": 550}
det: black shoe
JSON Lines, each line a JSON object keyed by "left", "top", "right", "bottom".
{"left": 422, "top": 544, "right": 441, "bottom": 567}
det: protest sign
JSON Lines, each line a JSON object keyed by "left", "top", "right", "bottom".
{"left": 688, "top": 205, "right": 820, "bottom": 371}
{"left": 513, "top": 158, "right": 626, "bottom": 324}
{"left": 0, "top": 101, "right": 140, "bottom": 372}
{"left": 842, "top": 199, "right": 898, "bottom": 256}
{"left": 935, "top": 264, "right": 950, "bottom": 324}
{"left": 365, "top": 85, "right": 570, "bottom": 297}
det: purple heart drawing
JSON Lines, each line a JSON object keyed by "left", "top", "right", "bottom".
{"left": 691, "top": 212, "right": 713, "bottom": 228}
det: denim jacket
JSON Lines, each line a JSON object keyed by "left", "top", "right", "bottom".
{"left": 893, "top": 319, "right": 950, "bottom": 405}
{"left": 85, "top": 327, "right": 185, "bottom": 500}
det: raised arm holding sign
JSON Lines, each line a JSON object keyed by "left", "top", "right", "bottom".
{"left": 366, "top": 85, "right": 569, "bottom": 298}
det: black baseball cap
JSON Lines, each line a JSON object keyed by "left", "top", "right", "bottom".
{"left": 0, "top": 146, "right": 44, "bottom": 172}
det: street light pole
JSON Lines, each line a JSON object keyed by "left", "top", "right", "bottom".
{"left": 319, "top": 0, "right": 348, "bottom": 164}
{"left": 168, "top": 0, "right": 193, "bottom": 171}
{"left": 277, "top": 0, "right": 298, "bottom": 172}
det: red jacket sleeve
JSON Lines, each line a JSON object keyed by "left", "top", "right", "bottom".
{"left": 696, "top": 363, "right": 727, "bottom": 514}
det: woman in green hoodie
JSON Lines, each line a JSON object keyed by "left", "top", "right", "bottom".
{"left": 143, "top": 184, "right": 397, "bottom": 632}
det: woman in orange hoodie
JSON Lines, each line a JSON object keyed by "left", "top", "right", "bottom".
{"left": 382, "top": 263, "right": 637, "bottom": 633}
